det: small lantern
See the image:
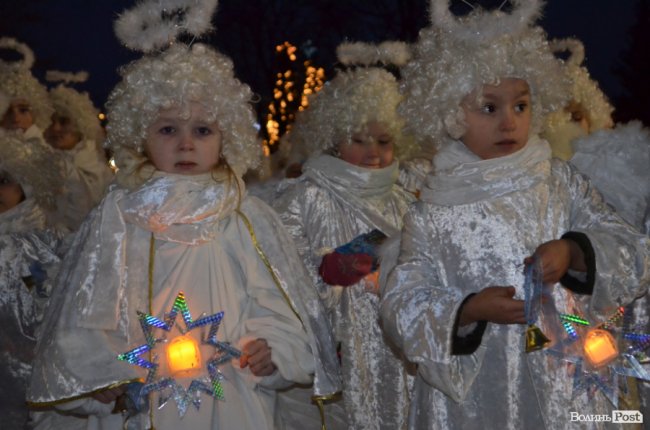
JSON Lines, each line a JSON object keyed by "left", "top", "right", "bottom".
{"left": 583, "top": 329, "right": 618, "bottom": 368}
{"left": 166, "top": 335, "right": 202, "bottom": 377}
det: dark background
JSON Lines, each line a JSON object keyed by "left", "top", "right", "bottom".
{"left": 2, "top": 0, "right": 648, "bottom": 131}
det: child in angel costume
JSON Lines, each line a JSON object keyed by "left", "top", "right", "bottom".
{"left": 0, "top": 128, "right": 66, "bottom": 430}
{"left": 273, "top": 41, "right": 417, "bottom": 430}
{"left": 26, "top": 1, "right": 340, "bottom": 429}
{"left": 43, "top": 71, "right": 113, "bottom": 232}
{"left": 0, "top": 38, "right": 54, "bottom": 148}
{"left": 380, "top": 1, "right": 650, "bottom": 429}
{"left": 545, "top": 36, "right": 650, "bottom": 419}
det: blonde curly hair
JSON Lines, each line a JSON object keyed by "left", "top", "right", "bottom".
{"left": 289, "top": 67, "right": 414, "bottom": 159}
{"left": 0, "top": 66, "right": 53, "bottom": 131}
{"left": 105, "top": 43, "right": 260, "bottom": 187}
{"left": 400, "top": 4, "right": 570, "bottom": 146}
{"left": 49, "top": 85, "right": 104, "bottom": 143}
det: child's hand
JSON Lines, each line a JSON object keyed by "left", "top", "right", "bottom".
{"left": 91, "top": 385, "right": 126, "bottom": 404}
{"left": 240, "top": 339, "right": 277, "bottom": 377}
{"left": 524, "top": 239, "right": 585, "bottom": 283}
{"left": 459, "top": 286, "right": 526, "bottom": 326}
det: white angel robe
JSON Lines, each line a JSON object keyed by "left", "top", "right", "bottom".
{"left": 0, "top": 198, "right": 63, "bottom": 429}
{"left": 381, "top": 136, "right": 650, "bottom": 430}
{"left": 28, "top": 172, "right": 340, "bottom": 430}
{"left": 274, "top": 154, "right": 415, "bottom": 430}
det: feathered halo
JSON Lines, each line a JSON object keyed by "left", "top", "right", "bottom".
{"left": 114, "top": 0, "right": 219, "bottom": 52}
{"left": 549, "top": 38, "right": 585, "bottom": 67}
{"left": 430, "top": 0, "right": 544, "bottom": 43}
{"left": 0, "top": 37, "right": 35, "bottom": 70}
{"left": 336, "top": 41, "right": 411, "bottom": 68}
{"left": 45, "top": 70, "right": 89, "bottom": 85}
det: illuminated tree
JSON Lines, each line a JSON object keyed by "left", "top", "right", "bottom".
{"left": 263, "top": 42, "right": 325, "bottom": 154}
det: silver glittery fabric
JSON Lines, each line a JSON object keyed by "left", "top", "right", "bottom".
{"left": 274, "top": 154, "right": 415, "bottom": 430}
{"left": 381, "top": 138, "right": 650, "bottom": 430}
{"left": 0, "top": 228, "right": 63, "bottom": 430}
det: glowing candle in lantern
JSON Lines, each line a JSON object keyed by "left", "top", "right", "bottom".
{"left": 166, "top": 335, "right": 202, "bottom": 377}
{"left": 583, "top": 329, "right": 618, "bottom": 368}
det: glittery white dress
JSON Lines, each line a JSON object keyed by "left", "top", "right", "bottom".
{"left": 28, "top": 173, "right": 340, "bottom": 430}
{"left": 274, "top": 154, "right": 415, "bottom": 430}
{"left": 381, "top": 137, "right": 650, "bottom": 430}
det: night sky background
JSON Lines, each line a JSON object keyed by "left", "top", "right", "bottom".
{"left": 1, "top": 0, "right": 647, "bottom": 129}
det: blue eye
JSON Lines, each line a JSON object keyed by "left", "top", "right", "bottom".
{"left": 196, "top": 126, "right": 213, "bottom": 136}
{"left": 159, "top": 126, "right": 175, "bottom": 134}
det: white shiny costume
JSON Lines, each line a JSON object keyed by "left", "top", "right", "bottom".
{"left": 274, "top": 154, "right": 415, "bottom": 430}
{"left": 570, "top": 120, "right": 650, "bottom": 418}
{"left": 28, "top": 173, "right": 340, "bottom": 430}
{"left": 381, "top": 137, "right": 650, "bottom": 430}
{"left": 56, "top": 138, "right": 113, "bottom": 231}
{"left": 0, "top": 197, "right": 63, "bottom": 429}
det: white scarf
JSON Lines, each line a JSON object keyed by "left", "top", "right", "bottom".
{"left": 302, "top": 154, "right": 401, "bottom": 236}
{"left": 75, "top": 172, "right": 244, "bottom": 329}
{"left": 420, "top": 135, "right": 552, "bottom": 205}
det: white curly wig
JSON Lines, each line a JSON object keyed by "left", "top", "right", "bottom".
{"left": 400, "top": 0, "right": 570, "bottom": 146}
{"left": 0, "top": 38, "right": 53, "bottom": 130}
{"left": 0, "top": 128, "right": 62, "bottom": 210}
{"left": 105, "top": 43, "right": 260, "bottom": 183}
{"left": 547, "top": 38, "right": 614, "bottom": 132}
{"left": 290, "top": 67, "right": 414, "bottom": 159}
{"left": 48, "top": 84, "right": 104, "bottom": 143}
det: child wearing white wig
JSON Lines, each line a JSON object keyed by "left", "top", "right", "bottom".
{"left": 541, "top": 38, "right": 615, "bottom": 161}
{"left": 0, "top": 38, "right": 53, "bottom": 147}
{"left": 274, "top": 41, "right": 416, "bottom": 430}
{"left": 0, "top": 129, "right": 65, "bottom": 429}
{"left": 44, "top": 73, "right": 113, "bottom": 231}
{"left": 380, "top": 1, "right": 650, "bottom": 429}
{"left": 27, "top": 2, "right": 340, "bottom": 429}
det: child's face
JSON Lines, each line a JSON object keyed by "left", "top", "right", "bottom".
{"left": 0, "top": 173, "right": 25, "bottom": 214}
{"left": 1, "top": 99, "right": 34, "bottom": 131}
{"left": 337, "top": 121, "right": 395, "bottom": 169}
{"left": 144, "top": 102, "right": 222, "bottom": 175}
{"left": 44, "top": 114, "right": 81, "bottom": 150}
{"left": 460, "top": 78, "right": 531, "bottom": 160}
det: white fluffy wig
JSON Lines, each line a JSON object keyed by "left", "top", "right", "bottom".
{"left": 289, "top": 67, "right": 414, "bottom": 159}
{"left": 105, "top": 43, "right": 260, "bottom": 186}
{"left": 546, "top": 38, "right": 614, "bottom": 132}
{"left": 400, "top": 1, "right": 570, "bottom": 146}
{"left": 0, "top": 128, "right": 62, "bottom": 210}
{"left": 48, "top": 84, "right": 104, "bottom": 143}
{"left": 0, "top": 38, "right": 53, "bottom": 130}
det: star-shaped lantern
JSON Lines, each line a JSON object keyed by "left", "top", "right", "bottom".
{"left": 544, "top": 306, "right": 650, "bottom": 407}
{"left": 118, "top": 291, "right": 241, "bottom": 417}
